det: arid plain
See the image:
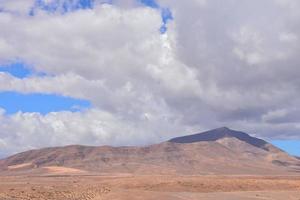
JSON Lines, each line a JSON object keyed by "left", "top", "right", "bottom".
{"left": 1, "top": 174, "right": 300, "bottom": 200}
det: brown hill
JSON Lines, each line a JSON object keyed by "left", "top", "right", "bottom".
{"left": 0, "top": 127, "right": 299, "bottom": 175}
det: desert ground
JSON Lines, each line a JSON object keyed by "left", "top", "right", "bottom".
{"left": 1, "top": 173, "right": 300, "bottom": 200}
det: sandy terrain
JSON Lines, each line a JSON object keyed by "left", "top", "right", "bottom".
{"left": 7, "top": 163, "right": 33, "bottom": 170}
{"left": 42, "top": 166, "right": 87, "bottom": 174}
{"left": 1, "top": 175, "right": 300, "bottom": 200}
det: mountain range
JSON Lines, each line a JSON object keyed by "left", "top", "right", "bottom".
{"left": 1, "top": 127, "right": 299, "bottom": 175}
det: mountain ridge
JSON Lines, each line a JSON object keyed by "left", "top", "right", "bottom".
{"left": 0, "top": 127, "right": 299, "bottom": 175}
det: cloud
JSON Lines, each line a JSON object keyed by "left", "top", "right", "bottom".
{"left": 156, "top": 0, "right": 300, "bottom": 115}
{"left": 0, "top": 0, "right": 35, "bottom": 15}
{"left": 262, "top": 109, "right": 300, "bottom": 124}
{"left": 0, "top": 108, "right": 197, "bottom": 156}
{"left": 1, "top": 0, "right": 300, "bottom": 156}
{"left": 0, "top": 4, "right": 162, "bottom": 77}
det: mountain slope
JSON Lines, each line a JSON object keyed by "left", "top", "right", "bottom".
{"left": 0, "top": 127, "right": 299, "bottom": 175}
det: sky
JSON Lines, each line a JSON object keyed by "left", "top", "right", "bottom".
{"left": 0, "top": 0, "right": 300, "bottom": 157}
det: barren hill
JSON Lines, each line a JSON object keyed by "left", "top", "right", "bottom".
{"left": 1, "top": 127, "right": 299, "bottom": 175}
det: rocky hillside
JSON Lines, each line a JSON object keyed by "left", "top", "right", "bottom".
{"left": 1, "top": 127, "right": 299, "bottom": 175}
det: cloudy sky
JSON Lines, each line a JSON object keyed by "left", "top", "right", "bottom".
{"left": 0, "top": 0, "right": 300, "bottom": 157}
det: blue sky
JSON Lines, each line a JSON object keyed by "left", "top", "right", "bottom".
{"left": 0, "top": 62, "right": 32, "bottom": 78}
{"left": 0, "top": 63, "right": 90, "bottom": 114}
{"left": 271, "top": 140, "right": 300, "bottom": 157}
{"left": 0, "top": 0, "right": 300, "bottom": 157}
{"left": 0, "top": 92, "right": 90, "bottom": 115}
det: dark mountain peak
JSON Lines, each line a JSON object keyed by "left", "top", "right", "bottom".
{"left": 213, "top": 127, "right": 232, "bottom": 134}
{"left": 217, "top": 126, "right": 230, "bottom": 131}
{"left": 168, "top": 127, "right": 269, "bottom": 150}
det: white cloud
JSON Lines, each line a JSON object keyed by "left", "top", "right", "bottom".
{"left": 262, "top": 109, "right": 288, "bottom": 123}
{"left": 0, "top": 108, "right": 199, "bottom": 157}
{"left": 279, "top": 32, "right": 298, "bottom": 42}
{"left": 231, "top": 26, "right": 266, "bottom": 65}
{"left": 0, "top": 0, "right": 34, "bottom": 15}
{"left": 0, "top": 4, "right": 162, "bottom": 78}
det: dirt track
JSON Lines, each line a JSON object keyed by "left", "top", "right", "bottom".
{"left": 1, "top": 175, "right": 300, "bottom": 200}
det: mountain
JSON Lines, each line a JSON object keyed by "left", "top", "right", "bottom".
{"left": 0, "top": 127, "right": 299, "bottom": 175}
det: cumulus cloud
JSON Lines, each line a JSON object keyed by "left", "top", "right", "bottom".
{"left": 0, "top": 108, "right": 197, "bottom": 156}
{"left": 0, "top": 4, "right": 162, "bottom": 76}
{"left": 1, "top": 0, "right": 300, "bottom": 156}
{"left": 157, "top": 0, "right": 300, "bottom": 120}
